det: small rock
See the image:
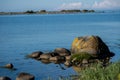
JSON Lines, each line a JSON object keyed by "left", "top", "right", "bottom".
{"left": 41, "top": 59, "right": 51, "bottom": 64}
{"left": 16, "top": 72, "right": 35, "bottom": 80}
{"left": 58, "top": 56, "right": 66, "bottom": 61}
{"left": 49, "top": 56, "right": 58, "bottom": 61}
{"left": 81, "top": 59, "right": 89, "bottom": 67}
{"left": 0, "top": 76, "right": 11, "bottom": 80}
{"left": 65, "top": 56, "right": 71, "bottom": 60}
{"left": 50, "top": 52, "right": 59, "bottom": 57}
{"left": 5, "top": 63, "right": 13, "bottom": 69}
{"left": 82, "top": 59, "right": 88, "bottom": 64}
{"left": 54, "top": 48, "right": 71, "bottom": 56}
{"left": 39, "top": 53, "right": 51, "bottom": 60}
{"left": 64, "top": 61, "right": 72, "bottom": 67}
{"left": 49, "top": 56, "right": 65, "bottom": 61}
{"left": 29, "top": 51, "right": 43, "bottom": 58}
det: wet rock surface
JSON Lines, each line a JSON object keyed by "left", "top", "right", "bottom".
{"left": 16, "top": 72, "right": 35, "bottom": 80}
{"left": 54, "top": 48, "right": 71, "bottom": 56}
{"left": 29, "top": 48, "right": 70, "bottom": 64}
{"left": 4, "top": 63, "right": 14, "bottom": 69}
{"left": 0, "top": 35, "right": 115, "bottom": 79}
{"left": 28, "top": 36, "right": 115, "bottom": 68}
{"left": 28, "top": 51, "right": 43, "bottom": 58}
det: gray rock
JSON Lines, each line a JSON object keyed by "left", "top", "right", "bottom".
{"left": 16, "top": 72, "right": 35, "bottom": 80}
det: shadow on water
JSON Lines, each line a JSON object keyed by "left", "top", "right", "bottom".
{"left": 39, "top": 59, "right": 66, "bottom": 70}
{"left": 30, "top": 56, "right": 114, "bottom": 72}
{"left": 0, "top": 66, "right": 17, "bottom": 71}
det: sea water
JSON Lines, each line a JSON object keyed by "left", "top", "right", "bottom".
{"left": 0, "top": 12, "right": 120, "bottom": 80}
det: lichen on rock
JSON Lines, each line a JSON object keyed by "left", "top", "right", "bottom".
{"left": 71, "top": 35, "right": 114, "bottom": 59}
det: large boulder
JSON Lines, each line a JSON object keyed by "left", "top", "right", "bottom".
{"left": 54, "top": 48, "right": 71, "bottom": 56}
{"left": 71, "top": 35, "right": 114, "bottom": 59}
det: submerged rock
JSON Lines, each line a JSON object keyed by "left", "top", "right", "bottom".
{"left": 54, "top": 48, "right": 71, "bottom": 56}
{"left": 0, "top": 76, "right": 11, "bottom": 80}
{"left": 16, "top": 72, "right": 35, "bottom": 80}
{"left": 71, "top": 35, "right": 114, "bottom": 59}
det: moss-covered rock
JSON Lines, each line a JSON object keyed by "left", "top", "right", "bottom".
{"left": 70, "top": 52, "right": 93, "bottom": 66}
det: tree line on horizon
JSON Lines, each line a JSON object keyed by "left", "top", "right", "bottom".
{"left": 25, "top": 9, "right": 95, "bottom": 14}
{"left": 0, "top": 9, "right": 95, "bottom": 15}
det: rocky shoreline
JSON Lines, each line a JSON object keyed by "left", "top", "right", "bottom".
{"left": 0, "top": 35, "right": 115, "bottom": 80}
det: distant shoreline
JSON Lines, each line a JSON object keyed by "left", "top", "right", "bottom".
{"left": 0, "top": 9, "right": 98, "bottom": 15}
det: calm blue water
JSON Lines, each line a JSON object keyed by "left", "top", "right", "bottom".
{"left": 0, "top": 13, "right": 120, "bottom": 80}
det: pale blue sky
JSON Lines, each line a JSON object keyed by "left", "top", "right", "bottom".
{"left": 0, "top": 0, "right": 120, "bottom": 12}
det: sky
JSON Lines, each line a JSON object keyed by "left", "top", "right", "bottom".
{"left": 0, "top": 0, "right": 120, "bottom": 12}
